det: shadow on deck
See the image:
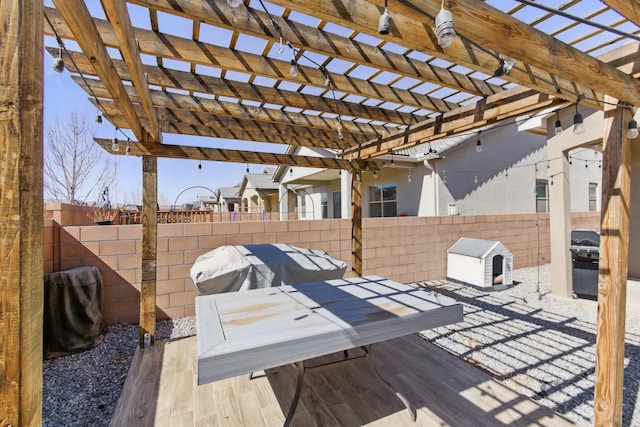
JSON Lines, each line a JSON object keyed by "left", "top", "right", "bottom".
{"left": 110, "top": 334, "right": 574, "bottom": 426}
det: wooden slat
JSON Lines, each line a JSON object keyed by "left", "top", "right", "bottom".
{"left": 594, "top": 98, "right": 632, "bottom": 426}
{"left": 140, "top": 154, "right": 157, "bottom": 348}
{"left": 50, "top": 47, "right": 418, "bottom": 126}
{"left": 264, "top": 0, "right": 606, "bottom": 110}
{"left": 0, "top": 0, "right": 44, "bottom": 424}
{"left": 603, "top": 1, "right": 640, "bottom": 27}
{"left": 351, "top": 174, "right": 362, "bottom": 277}
{"left": 73, "top": 76, "right": 385, "bottom": 137}
{"left": 43, "top": 7, "right": 460, "bottom": 114}
{"left": 93, "top": 138, "right": 380, "bottom": 171}
{"left": 129, "top": 0, "right": 504, "bottom": 98}
{"left": 102, "top": 0, "right": 162, "bottom": 142}
{"left": 51, "top": 0, "right": 149, "bottom": 142}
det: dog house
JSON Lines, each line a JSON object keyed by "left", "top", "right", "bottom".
{"left": 447, "top": 238, "right": 513, "bottom": 290}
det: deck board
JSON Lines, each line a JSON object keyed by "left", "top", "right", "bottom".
{"left": 111, "top": 334, "right": 575, "bottom": 426}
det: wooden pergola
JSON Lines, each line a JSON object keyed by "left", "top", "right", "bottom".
{"left": 2, "top": 0, "right": 639, "bottom": 425}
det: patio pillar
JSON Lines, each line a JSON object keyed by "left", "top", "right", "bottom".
{"left": 594, "top": 97, "right": 631, "bottom": 426}
{"left": 140, "top": 155, "right": 157, "bottom": 347}
{"left": 341, "top": 169, "right": 352, "bottom": 220}
{"left": 279, "top": 183, "right": 288, "bottom": 221}
{"left": 0, "top": 0, "right": 44, "bottom": 424}
{"left": 351, "top": 171, "right": 362, "bottom": 276}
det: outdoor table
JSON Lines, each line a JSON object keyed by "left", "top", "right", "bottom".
{"left": 196, "top": 275, "right": 463, "bottom": 425}
{"left": 190, "top": 243, "right": 347, "bottom": 295}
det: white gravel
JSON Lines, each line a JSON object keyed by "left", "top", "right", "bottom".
{"left": 43, "top": 265, "right": 640, "bottom": 426}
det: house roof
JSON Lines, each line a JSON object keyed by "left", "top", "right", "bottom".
{"left": 244, "top": 168, "right": 279, "bottom": 191}
{"left": 42, "top": 1, "right": 640, "bottom": 172}
{"left": 218, "top": 186, "right": 241, "bottom": 200}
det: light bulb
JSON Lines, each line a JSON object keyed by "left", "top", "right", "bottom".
{"left": 337, "top": 123, "right": 344, "bottom": 140}
{"left": 475, "top": 139, "right": 482, "bottom": 153}
{"left": 95, "top": 114, "right": 103, "bottom": 124}
{"left": 554, "top": 119, "right": 563, "bottom": 135}
{"left": 198, "top": 161, "right": 202, "bottom": 174}
{"left": 111, "top": 138, "right": 119, "bottom": 152}
{"left": 378, "top": 8, "right": 391, "bottom": 35}
{"left": 325, "top": 75, "right": 331, "bottom": 87}
{"left": 125, "top": 144, "right": 131, "bottom": 156}
{"left": 573, "top": 112, "right": 585, "bottom": 135}
{"left": 628, "top": 119, "right": 639, "bottom": 139}
{"left": 408, "top": 172, "right": 412, "bottom": 183}
{"left": 226, "top": 0, "right": 243, "bottom": 7}
{"left": 289, "top": 58, "right": 299, "bottom": 78}
{"left": 51, "top": 56, "right": 65, "bottom": 73}
{"left": 390, "top": 159, "right": 395, "bottom": 168}
{"left": 435, "top": 8, "right": 455, "bottom": 49}
{"left": 373, "top": 171, "right": 378, "bottom": 179}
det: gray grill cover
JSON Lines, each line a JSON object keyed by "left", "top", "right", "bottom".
{"left": 190, "top": 244, "right": 347, "bottom": 295}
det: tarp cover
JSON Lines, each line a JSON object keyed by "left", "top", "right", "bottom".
{"left": 190, "top": 243, "right": 347, "bottom": 295}
{"left": 44, "top": 266, "right": 104, "bottom": 358}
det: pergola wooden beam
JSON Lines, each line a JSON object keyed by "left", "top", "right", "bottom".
{"left": 602, "top": 1, "right": 640, "bottom": 27}
{"left": 264, "top": 0, "right": 608, "bottom": 110}
{"left": 345, "top": 87, "right": 562, "bottom": 159}
{"left": 51, "top": 48, "right": 419, "bottom": 126}
{"left": 130, "top": 0, "right": 505, "bottom": 98}
{"left": 102, "top": 0, "right": 162, "bottom": 142}
{"left": 93, "top": 137, "right": 380, "bottom": 171}
{"left": 74, "top": 76, "right": 386, "bottom": 137}
{"left": 0, "top": 0, "right": 44, "bottom": 424}
{"left": 51, "top": 0, "right": 150, "bottom": 143}
{"left": 43, "top": 7, "right": 461, "bottom": 114}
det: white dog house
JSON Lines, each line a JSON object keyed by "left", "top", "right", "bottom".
{"left": 447, "top": 238, "right": 513, "bottom": 290}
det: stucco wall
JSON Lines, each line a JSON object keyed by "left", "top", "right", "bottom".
{"left": 43, "top": 212, "right": 600, "bottom": 325}
{"left": 630, "top": 141, "right": 640, "bottom": 279}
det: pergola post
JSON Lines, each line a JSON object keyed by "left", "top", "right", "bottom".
{"left": 140, "top": 155, "right": 158, "bottom": 348}
{"left": 351, "top": 171, "right": 362, "bottom": 277}
{"left": 0, "top": 0, "right": 44, "bottom": 423}
{"left": 594, "top": 97, "right": 632, "bottom": 426}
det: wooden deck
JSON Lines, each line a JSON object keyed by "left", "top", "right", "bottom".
{"left": 111, "top": 334, "right": 575, "bottom": 426}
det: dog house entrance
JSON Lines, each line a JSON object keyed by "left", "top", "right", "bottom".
{"left": 492, "top": 255, "right": 504, "bottom": 285}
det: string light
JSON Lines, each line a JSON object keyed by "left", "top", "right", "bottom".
{"left": 378, "top": 0, "right": 391, "bottom": 35}
{"left": 111, "top": 127, "right": 119, "bottom": 152}
{"left": 475, "top": 132, "right": 482, "bottom": 153}
{"left": 435, "top": 0, "right": 456, "bottom": 48}
{"left": 408, "top": 171, "right": 412, "bottom": 183}
{"left": 289, "top": 51, "right": 299, "bottom": 78}
{"left": 493, "top": 56, "right": 516, "bottom": 77}
{"left": 125, "top": 138, "right": 131, "bottom": 156}
{"left": 246, "top": 164, "right": 250, "bottom": 173}
{"left": 474, "top": 171, "right": 478, "bottom": 184}
{"left": 337, "top": 119, "right": 344, "bottom": 140}
{"left": 554, "top": 112, "right": 562, "bottom": 135}
{"left": 95, "top": 112, "right": 103, "bottom": 124}
{"left": 390, "top": 153, "right": 395, "bottom": 168}
{"left": 373, "top": 170, "right": 378, "bottom": 179}
{"left": 198, "top": 160, "right": 202, "bottom": 174}
{"left": 51, "top": 44, "right": 65, "bottom": 73}
{"left": 628, "top": 118, "right": 638, "bottom": 139}
{"left": 573, "top": 95, "right": 585, "bottom": 135}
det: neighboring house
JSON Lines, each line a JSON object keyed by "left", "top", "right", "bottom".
{"left": 194, "top": 194, "right": 217, "bottom": 210}
{"left": 239, "top": 168, "right": 279, "bottom": 213}
{"left": 217, "top": 186, "right": 241, "bottom": 212}
{"left": 274, "top": 118, "right": 603, "bottom": 219}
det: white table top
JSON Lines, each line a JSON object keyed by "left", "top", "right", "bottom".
{"left": 196, "top": 275, "right": 463, "bottom": 385}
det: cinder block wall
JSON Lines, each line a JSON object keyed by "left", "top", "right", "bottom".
{"left": 44, "top": 212, "right": 600, "bottom": 325}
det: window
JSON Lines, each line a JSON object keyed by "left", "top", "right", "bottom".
{"left": 321, "top": 193, "right": 328, "bottom": 219}
{"left": 369, "top": 183, "right": 397, "bottom": 217}
{"left": 299, "top": 194, "right": 306, "bottom": 218}
{"left": 589, "top": 183, "right": 598, "bottom": 211}
{"left": 333, "top": 191, "right": 341, "bottom": 218}
{"left": 536, "top": 180, "right": 549, "bottom": 213}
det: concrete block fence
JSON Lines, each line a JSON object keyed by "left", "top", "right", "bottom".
{"left": 43, "top": 212, "right": 600, "bottom": 325}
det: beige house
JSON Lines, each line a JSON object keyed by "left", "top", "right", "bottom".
{"left": 238, "top": 168, "right": 279, "bottom": 214}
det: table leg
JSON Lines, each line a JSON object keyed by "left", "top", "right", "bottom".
{"left": 283, "top": 361, "right": 305, "bottom": 427}
{"left": 368, "top": 345, "right": 417, "bottom": 422}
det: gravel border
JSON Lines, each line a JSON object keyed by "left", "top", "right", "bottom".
{"left": 43, "top": 265, "right": 640, "bottom": 426}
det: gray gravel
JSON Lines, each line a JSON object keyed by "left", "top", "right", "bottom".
{"left": 43, "top": 265, "right": 640, "bottom": 426}
{"left": 417, "top": 264, "right": 640, "bottom": 427}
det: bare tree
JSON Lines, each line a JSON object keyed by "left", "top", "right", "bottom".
{"left": 44, "top": 110, "right": 116, "bottom": 204}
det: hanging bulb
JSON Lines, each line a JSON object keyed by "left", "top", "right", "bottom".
{"left": 442, "top": 171, "right": 447, "bottom": 184}
{"left": 51, "top": 46, "right": 65, "bottom": 73}
{"left": 111, "top": 137, "right": 119, "bottom": 152}
{"left": 435, "top": 3, "right": 456, "bottom": 49}
{"left": 373, "top": 170, "right": 378, "bottom": 179}
{"left": 95, "top": 113, "right": 103, "bottom": 124}
{"left": 325, "top": 74, "right": 331, "bottom": 87}
{"left": 125, "top": 139, "right": 131, "bottom": 156}
{"left": 356, "top": 173, "right": 361, "bottom": 181}
{"left": 474, "top": 172, "right": 478, "bottom": 184}
{"left": 198, "top": 160, "right": 202, "bottom": 174}
{"left": 378, "top": 7, "right": 391, "bottom": 35}
{"left": 290, "top": 168, "right": 293, "bottom": 175}
{"left": 246, "top": 164, "right": 250, "bottom": 173}
{"left": 289, "top": 54, "right": 299, "bottom": 78}
{"left": 226, "top": 0, "right": 243, "bottom": 7}
{"left": 475, "top": 135, "right": 482, "bottom": 153}
{"left": 337, "top": 125, "right": 344, "bottom": 140}
{"left": 554, "top": 112, "right": 562, "bottom": 135}
{"left": 493, "top": 56, "right": 516, "bottom": 77}
{"left": 407, "top": 171, "right": 412, "bottom": 183}
{"left": 628, "top": 119, "right": 639, "bottom": 139}
{"left": 573, "top": 97, "right": 585, "bottom": 135}
{"left": 390, "top": 157, "right": 395, "bottom": 168}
